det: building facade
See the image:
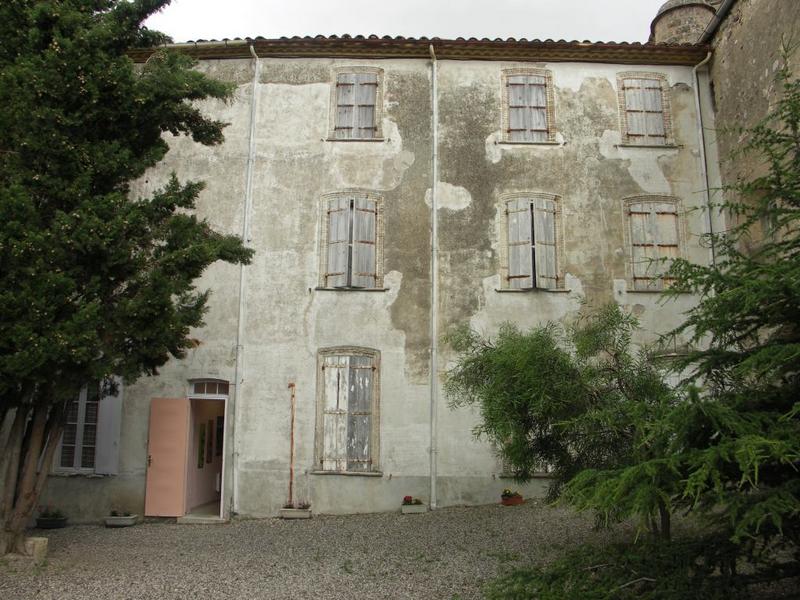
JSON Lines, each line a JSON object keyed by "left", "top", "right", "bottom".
{"left": 44, "top": 0, "right": 781, "bottom": 522}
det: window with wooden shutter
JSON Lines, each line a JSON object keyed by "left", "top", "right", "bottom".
{"left": 321, "top": 193, "right": 381, "bottom": 289}
{"left": 318, "top": 349, "right": 379, "bottom": 473}
{"left": 58, "top": 381, "right": 122, "bottom": 474}
{"left": 618, "top": 73, "right": 672, "bottom": 146}
{"left": 331, "top": 68, "right": 382, "bottom": 140}
{"left": 505, "top": 196, "right": 559, "bottom": 290}
{"left": 626, "top": 198, "right": 680, "bottom": 290}
{"left": 502, "top": 69, "right": 556, "bottom": 143}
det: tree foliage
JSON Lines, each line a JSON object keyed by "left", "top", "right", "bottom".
{"left": 0, "top": 0, "right": 252, "bottom": 554}
{"left": 446, "top": 304, "right": 679, "bottom": 538}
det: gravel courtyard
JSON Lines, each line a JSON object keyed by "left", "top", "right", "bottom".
{"left": 1, "top": 502, "right": 632, "bottom": 599}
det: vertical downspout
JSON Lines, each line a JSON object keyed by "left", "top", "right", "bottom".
{"left": 231, "top": 43, "right": 260, "bottom": 515}
{"left": 692, "top": 51, "right": 716, "bottom": 266}
{"left": 428, "top": 44, "right": 439, "bottom": 510}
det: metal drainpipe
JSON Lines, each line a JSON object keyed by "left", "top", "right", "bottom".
{"left": 428, "top": 43, "right": 439, "bottom": 510}
{"left": 231, "top": 43, "right": 260, "bottom": 515}
{"left": 692, "top": 51, "right": 716, "bottom": 266}
{"left": 699, "top": 0, "right": 737, "bottom": 44}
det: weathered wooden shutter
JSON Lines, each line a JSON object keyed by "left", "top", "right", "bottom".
{"left": 322, "top": 355, "right": 349, "bottom": 471}
{"left": 629, "top": 201, "right": 655, "bottom": 290}
{"left": 326, "top": 196, "right": 351, "bottom": 288}
{"left": 354, "top": 73, "right": 378, "bottom": 139}
{"left": 642, "top": 80, "right": 666, "bottom": 145}
{"left": 334, "top": 73, "right": 356, "bottom": 139}
{"left": 654, "top": 202, "right": 679, "bottom": 286}
{"left": 507, "top": 75, "right": 548, "bottom": 142}
{"left": 60, "top": 398, "right": 80, "bottom": 468}
{"left": 351, "top": 197, "right": 377, "bottom": 288}
{"left": 506, "top": 198, "right": 534, "bottom": 289}
{"left": 95, "top": 379, "right": 123, "bottom": 475}
{"left": 346, "top": 355, "right": 373, "bottom": 472}
{"left": 624, "top": 78, "right": 665, "bottom": 145}
{"left": 533, "top": 198, "right": 557, "bottom": 289}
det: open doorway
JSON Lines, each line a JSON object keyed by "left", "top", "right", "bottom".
{"left": 144, "top": 380, "right": 229, "bottom": 521}
{"left": 183, "top": 380, "right": 228, "bottom": 521}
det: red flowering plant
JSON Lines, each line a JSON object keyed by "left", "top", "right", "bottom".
{"left": 402, "top": 496, "right": 423, "bottom": 506}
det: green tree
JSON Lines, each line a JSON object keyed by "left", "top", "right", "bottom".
{"left": 445, "top": 304, "right": 679, "bottom": 538}
{"left": 0, "top": 0, "right": 252, "bottom": 554}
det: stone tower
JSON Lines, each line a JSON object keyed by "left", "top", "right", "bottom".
{"left": 650, "top": 0, "right": 717, "bottom": 44}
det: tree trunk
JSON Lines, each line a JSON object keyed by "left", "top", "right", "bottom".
{"left": 1, "top": 402, "right": 64, "bottom": 557}
{"left": 657, "top": 499, "right": 671, "bottom": 541}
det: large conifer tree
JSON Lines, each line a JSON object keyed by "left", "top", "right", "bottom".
{"left": 0, "top": 0, "right": 252, "bottom": 554}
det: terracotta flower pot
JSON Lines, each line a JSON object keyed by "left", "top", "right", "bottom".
{"left": 501, "top": 496, "right": 524, "bottom": 506}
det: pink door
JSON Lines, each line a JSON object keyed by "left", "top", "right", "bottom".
{"left": 144, "top": 398, "right": 190, "bottom": 517}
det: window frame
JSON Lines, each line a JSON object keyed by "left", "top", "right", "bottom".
{"left": 498, "top": 192, "right": 565, "bottom": 291}
{"left": 187, "top": 378, "right": 230, "bottom": 400}
{"left": 317, "top": 191, "right": 385, "bottom": 290}
{"left": 617, "top": 72, "right": 674, "bottom": 147}
{"left": 500, "top": 68, "right": 557, "bottom": 144}
{"left": 314, "top": 347, "right": 381, "bottom": 475}
{"left": 55, "top": 383, "right": 100, "bottom": 474}
{"left": 327, "top": 66, "right": 384, "bottom": 141}
{"left": 622, "top": 195, "right": 685, "bottom": 291}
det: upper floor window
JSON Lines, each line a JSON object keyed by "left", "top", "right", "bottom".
{"left": 319, "top": 192, "right": 384, "bottom": 290}
{"left": 625, "top": 196, "right": 681, "bottom": 290}
{"left": 315, "top": 348, "right": 380, "bottom": 474}
{"left": 618, "top": 72, "right": 673, "bottom": 146}
{"left": 501, "top": 68, "right": 556, "bottom": 143}
{"left": 57, "top": 380, "right": 122, "bottom": 475}
{"left": 329, "top": 67, "right": 383, "bottom": 140}
{"left": 503, "top": 194, "right": 562, "bottom": 290}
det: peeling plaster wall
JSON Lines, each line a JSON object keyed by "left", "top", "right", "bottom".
{"left": 44, "top": 55, "right": 710, "bottom": 520}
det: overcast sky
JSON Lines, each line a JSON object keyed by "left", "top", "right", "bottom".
{"left": 144, "top": 0, "right": 669, "bottom": 44}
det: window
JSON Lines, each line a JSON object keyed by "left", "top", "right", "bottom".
{"left": 57, "top": 381, "right": 122, "bottom": 474}
{"left": 316, "top": 348, "right": 380, "bottom": 473}
{"left": 625, "top": 197, "right": 681, "bottom": 290}
{"left": 618, "top": 72, "right": 672, "bottom": 146}
{"left": 501, "top": 68, "right": 556, "bottom": 143}
{"left": 319, "top": 192, "right": 383, "bottom": 289}
{"left": 189, "top": 379, "right": 229, "bottom": 397}
{"left": 330, "top": 67, "right": 383, "bottom": 140}
{"left": 504, "top": 195, "right": 561, "bottom": 290}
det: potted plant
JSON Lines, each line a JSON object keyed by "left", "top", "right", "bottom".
{"left": 36, "top": 506, "right": 68, "bottom": 529}
{"left": 401, "top": 495, "right": 428, "bottom": 514}
{"left": 104, "top": 509, "right": 138, "bottom": 528}
{"left": 279, "top": 500, "right": 312, "bottom": 519}
{"left": 500, "top": 488, "right": 524, "bottom": 506}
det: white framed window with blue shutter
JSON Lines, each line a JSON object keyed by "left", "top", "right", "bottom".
{"left": 319, "top": 192, "right": 383, "bottom": 290}
{"left": 501, "top": 68, "right": 556, "bottom": 143}
{"left": 617, "top": 72, "right": 672, "bottom": 146}
{"left": 503, "top": 194, "right": 561, "bottom": 290}
{"left": 329, "top": 67, "right": 383, "bottom": 140}
{"left": 56, "top": 379, "right": 122, "bottom": 475}
{"left": 315, "top": 348, "right": 380, "bottom": 474}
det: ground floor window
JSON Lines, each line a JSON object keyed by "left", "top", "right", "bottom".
{"left": 316, "top": 348, "right": 380, "bottom": 473}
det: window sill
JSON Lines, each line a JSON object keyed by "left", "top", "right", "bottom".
{"left": 624, "top": 288, "right": 691, "bottom": 295}
{"left": 309, "top": 470, "right": 383, "bottom": 477}
{"left": 616, "top": 143, "right": 679, "bottom": 149}
{"left": 495, "top": 288, "right": 571, "bottom": 293}
{"left": 325, "top": 137, "right": 385, "bottom": 143}
{"left": 497, "top": 140, "right": 561, "bottom": 146}
{"left": 50, "top": 470, "right": 106, "bottom": 478}
{"left": 499, "top": 472, "right": 553, "bottom": 479}
{"left": 315, "top": 287, "right": 389, "bottom": 292}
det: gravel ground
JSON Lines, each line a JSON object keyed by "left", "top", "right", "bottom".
{"left": 0, "top": 502, "right": 633, "bottom": 600}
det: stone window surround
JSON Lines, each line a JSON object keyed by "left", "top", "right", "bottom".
{"left": 499, "top": 67, "right": 558, "bottom": 144}
{"left": 616, "top": 71, "right": 675, "bottom": 147}
{"left": 622, "top": 194, "right": 686, "bottom": 292}
{"left": 326, "top": 66, "right": 385, "bottom": 141}
{"left": 313, "top": 346, "right": 382, "bottom": 476}
{"left": 496, "top": 191, "right": 568, "bottom": 292}
{"left": 316, "top": 190, "right": 386, "bottom": 291}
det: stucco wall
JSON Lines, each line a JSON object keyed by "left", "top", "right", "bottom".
{"left": 43, "top": 54, "right": 710, "bottom": 521}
